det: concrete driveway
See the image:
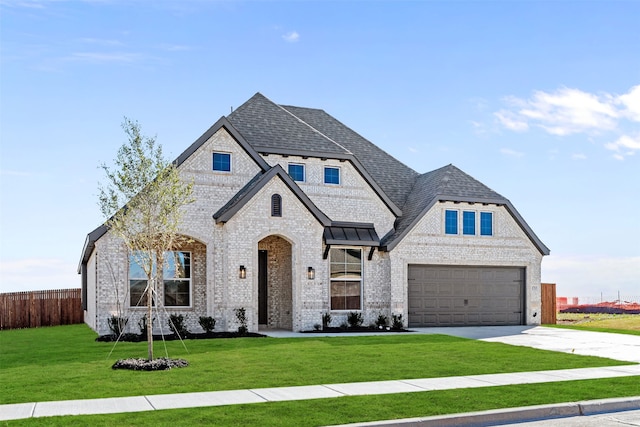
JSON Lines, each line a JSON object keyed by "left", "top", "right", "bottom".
{"left": 412, "top": 326, "right": 640, "bottom": 363}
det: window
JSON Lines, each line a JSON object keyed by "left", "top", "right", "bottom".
{"left": 481, "top": 212, "right": 493, "bottom": 236}
{"left": 324, "top": 167, "right": 340, "bottom": 185}
{"left": 271, "top": 194, "right": 282, "bottom": 217}
{"left": 288, "top": 163, "right": 305, "bottom": 182}
{"left": 463, "top": 211, "right": 476, "bottom": 235}
{"left": 163, "top": 251, "right": 191, "bottom": 307}
{"left": 445, "top": 210, "right": 458, "bottom": 235}
{"left": 212, "top": 152, "right": 231, "bottom": 172}
{"left": 129, "top": 251, "right": 191, "bottom": 307}
{"left": 129, "top": 253, "right": 150, "bottom": 307}
{"left": 330, "top": 248, "right": 362, "bottom": 310}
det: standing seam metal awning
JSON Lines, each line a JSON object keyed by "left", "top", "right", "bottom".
{"left": 323, "top": 222, "right": 380, "bottom": 260}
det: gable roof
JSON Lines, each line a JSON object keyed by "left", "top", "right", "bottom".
{"left": 280, "top": 105, "right": 419, "bottom": 210}
{"left": 381, "top": 164, "right": 550, "bottom": 255}
{"left": 227, "top": 93, "right": 403, "bottom": 216}
{"left": 80, "top": 93, "right": 549, "bottom": 270}
{"left": 213, "top": 164, "right": 331, "bottom": 226}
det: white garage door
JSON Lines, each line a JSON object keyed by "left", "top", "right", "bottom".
{"left": 408, "top": 265, "right": 525, "bottom": 327}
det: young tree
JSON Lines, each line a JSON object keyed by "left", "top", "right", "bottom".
{"left": 98, "top": 118, "right": 194, "bottom": 361}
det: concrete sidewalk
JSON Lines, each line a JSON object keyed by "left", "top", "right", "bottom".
{"left": 2, "top": 364, "right": 640, "bottom": 422}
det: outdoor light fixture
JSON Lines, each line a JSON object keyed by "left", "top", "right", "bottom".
{"left": 307, "top": 266, "right": 315, "bottom": 280}
{"left": 239, "top": 265, "right": 246, "bottom": 279}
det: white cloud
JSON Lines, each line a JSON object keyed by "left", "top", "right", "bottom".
{"left": 282, "top": 31, "right": 300, "bottom": 43}
{"left": 0, "top": 169, "right": 32, "bottom": 176}
{"left": 494, "top": 110, "right": 529, "bottom": 132}
{"left": 605, "top": 133, "right": 640, "bottom": 160}
{"left": 542, "top": 255, "right": 640, "bottom": 299}
{"left": 500, "top": 148, "right": 524, "bottom": 157}
{"left": 617, "top": 84, "right": 640, "bottom": 122}
{"left": 571, "top": 153, "right": 587, "bottom": 160}
{"left": 495, "top": 85, "right": 640, "bottom": 157}
{"left": 0, "top": 258, "right": 79, "bottom": 293}
{"left": 510, "top": 87, "right": 618, "bottom": 135}
{"left": 68, "top": 52, "right": 141, "bottom": 63}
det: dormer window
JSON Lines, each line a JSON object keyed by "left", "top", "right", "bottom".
{"left": 271, "top": 194, "right": 282, "bottom": 217}
{"left": 324, "top": 167, "right": 340, "bottom": 185}
{"left": 213, "top": 152, "right": 231, "bottom": 172}
{"left": 288, "top": 163, "right": 305, "bottom": 182}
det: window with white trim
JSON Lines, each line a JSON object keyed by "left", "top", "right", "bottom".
{"left": 324, "top": 167, "right": 340, "bottom": 185}
{"left": 480, "top": 212, "right": 493, "bottom": 236}
{"left": 288, "top": 163, "right": 305, "bottom": 182}
{"left": 463, "top": 211, "right": 476, "bottom": 235}
{"left": 329, "top": 248, "right": 362, "bottom": 310}
{"left": 445, "top": 210, "right": 458, "bottom": 235}
{"left": 212, "top": 152, "right": 231, "bottom": 172}
{"left": 129, "top": 251, "right": 192, "bottom": 307}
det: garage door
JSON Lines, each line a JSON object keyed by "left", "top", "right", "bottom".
{"left": 408, "top": 265, "right": 525, "bottom": 327}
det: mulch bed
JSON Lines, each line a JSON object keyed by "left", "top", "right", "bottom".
{"left": 96, "top": 331, "right": 267, "bottom": 342}
{"left": 112, "top": 357, "right": 189, "bottom": 371}
{"left": 302, "top": 327, "right": 412, "bottom": 333}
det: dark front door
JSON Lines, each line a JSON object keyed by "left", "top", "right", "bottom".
{"left": 258, "top": 250, "right": 268, "bottom": 325}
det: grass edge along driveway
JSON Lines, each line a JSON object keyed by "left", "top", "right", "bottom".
{"left": 0, "top": 324, "right": 634, "bottom": 406}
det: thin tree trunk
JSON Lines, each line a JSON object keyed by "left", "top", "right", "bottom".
{"left": 147, "top": 276, "right": 153, "bottom": 361}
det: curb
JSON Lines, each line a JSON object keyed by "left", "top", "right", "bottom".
{"left": 327, "top": 396, "right": 640, "bottom": 427}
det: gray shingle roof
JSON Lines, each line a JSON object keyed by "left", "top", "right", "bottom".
{"left": 227, "top": 93, "right": 548, "bottom": 255}
{"left": 80, "top": 92, "right": 549, "bottom": 271}
{"left": 280, "top": 105, "right": 419, "bottom": 209}
{"left": 227, "top": 93, "right": 347, "bottom": 155}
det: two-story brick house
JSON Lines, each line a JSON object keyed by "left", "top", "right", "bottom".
{"left": 79, "top": 93, "right": 549, "bottom": 335}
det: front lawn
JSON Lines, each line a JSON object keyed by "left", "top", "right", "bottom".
{"left": 0, "top": 324, "right": 633, "bottom": 405}
{"left": 554, "top": 313, "right": 640, "bottom": 335}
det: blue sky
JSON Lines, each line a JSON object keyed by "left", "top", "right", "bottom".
{"left": 1, "top": 0, "right": 638, "bottom": 300}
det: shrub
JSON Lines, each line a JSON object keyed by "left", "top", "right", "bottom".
{"left": 168, "top": 314, "right": 188, "bottom": 339}
{"left": 107, "top": 315, "right": 128, "bottom": 337}
{"left": 313, "top": 323, "right": 322, "bottom": 331}
{"left": 235, "top": 307, "right": 248, "bottom": 335}
{"left": 198, "top": 316, "right": 216, "bottom": 333}
{"left": 138, "top": 315, "right": 155, "bottom": 338}
{"left": 375, "top": 314, "right": 388, "bottom": 329}
{"left": 391, "top": 313, "right": 404, "bottom": 330}
{"left": 322, "top": 312, "right": 332, "bottom": 329}
{"left": 347, "top": 311, "right": 363, "bottom": 328}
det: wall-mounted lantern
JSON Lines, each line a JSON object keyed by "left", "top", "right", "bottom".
{"left": 307, "top": 266, "right": 315, "bottom": 280}
{"left": 239, "top": 265, "right": 247, "bottom": 279}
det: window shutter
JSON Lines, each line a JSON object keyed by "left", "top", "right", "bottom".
{"left": 271, "top": 194, "right": 282, "bottom": 217}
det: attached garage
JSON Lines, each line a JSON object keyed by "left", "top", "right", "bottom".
{"left": 408, "top": 265, "right": 525, "bottom": 327}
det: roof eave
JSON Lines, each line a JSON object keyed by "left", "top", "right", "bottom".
{"left": 77, "top": 224, "right": 108, "bottom": 273}
{"left": 251, "top": 147, "right": 402, "bottom": 217}
{"left": 213, "top": 165, "right": 332, "bottom": 227}
{"left": 175, "top": 116, "right": 270, "bottom": 172}
{"left": 382, "top": 194, "right": 550, "bottom": 256}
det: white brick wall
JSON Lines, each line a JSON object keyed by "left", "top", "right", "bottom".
{"left": 263, "top": 155, "right": 396, "bottom": 237}
{"left": 389, "top": 201, "right": 543, "bottom": 327}
{"left": 86, "top": 126, "right": 545, "bottom": 335}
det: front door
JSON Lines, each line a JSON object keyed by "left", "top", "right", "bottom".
{"left": 258, "top": 250, "right": 268, "bottom": 325}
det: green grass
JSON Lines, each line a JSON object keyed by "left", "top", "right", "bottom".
{"left": 5, "top": 377, "right": 640, "bottom": 427}
{"left": 0, "top": 324, "right": 633, "bottom": 406}
{"left": 553, "top": 313, "right": 640, "bottom": 336}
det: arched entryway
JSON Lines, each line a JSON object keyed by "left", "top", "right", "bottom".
{"left": 257, "top": 235, "right": 293, "bottom": 330}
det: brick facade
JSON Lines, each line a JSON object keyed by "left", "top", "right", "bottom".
{"left": 82, "top": 105, "right": 547, "bottom": 335}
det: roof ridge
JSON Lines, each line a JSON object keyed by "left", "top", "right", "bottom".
{"left": 276, "top": 103, "right": 353, "bottom": 155}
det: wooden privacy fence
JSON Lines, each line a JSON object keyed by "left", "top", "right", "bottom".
{"left": 0, "top": 289, "right": 84, "bottom": 330}
{"left": 541, "top": 283, "right": 557, "bottom": 324}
